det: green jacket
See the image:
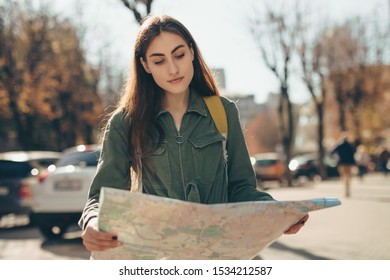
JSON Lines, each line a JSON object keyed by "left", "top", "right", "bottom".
{"left": 79, "top": 90, "right": 273, "bottom": 229}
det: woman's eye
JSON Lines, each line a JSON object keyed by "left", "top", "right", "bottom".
{"left": 154, "top": 60, "right": 164, "bottom": 65}
{"left": 175, "top": 53, "right": 185, "bottom": 59}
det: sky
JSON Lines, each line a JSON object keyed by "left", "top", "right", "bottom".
{"left": 51, "top": 0, "right": 389, "bottom": 104}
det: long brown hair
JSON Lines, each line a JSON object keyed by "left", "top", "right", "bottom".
{"left": 112, "top": 15, "right": 220, "bottom": 177}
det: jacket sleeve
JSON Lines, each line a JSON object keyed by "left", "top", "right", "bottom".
{"left": 78, "top": 111, "right": 132, "bottom": 229}
{"left": 223, "top": 98, "right": 274, "bottom": 202}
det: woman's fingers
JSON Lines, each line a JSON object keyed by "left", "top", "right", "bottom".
{"left": 83, "top": 237, "right": 122, "bottom": 251}
{"left": 284, "top": 214, "right": 309, "bottom": 235}
{"left": 81, "top": 222, "right": 123, "bottom": 251}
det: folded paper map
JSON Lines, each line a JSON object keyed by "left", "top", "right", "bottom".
{"left": 92, "top": 187, "right": 341, "bottom": 260}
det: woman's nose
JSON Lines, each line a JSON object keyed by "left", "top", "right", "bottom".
{"left": 167, "top": 59, "right": 179, "bottom": 75}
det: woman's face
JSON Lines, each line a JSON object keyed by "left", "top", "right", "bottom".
{"left": 141, "top": 31, "right": 194, "bottom": 96}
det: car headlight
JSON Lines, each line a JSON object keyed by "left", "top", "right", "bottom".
{"left": 250, "top": 157, "right": 256, "bottom": 166}
{"left": 289, "top": 159, "right": 299, "bottom": 171}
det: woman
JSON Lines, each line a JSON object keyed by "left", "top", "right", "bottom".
{"left": 80, "top": 15, "right": 308, "bottom": 253}
{"left": 331, "top": 132, "right": 356, "bottom": 197}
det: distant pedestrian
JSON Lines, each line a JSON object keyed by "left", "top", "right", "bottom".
{"left": 377, "top": 146, "right": 390, "bottom": 177}
{"left": 354, "top": 145, "right": 370, "bottom": 180}
{"left": 331, "top": 132, "right": 356, "bottom": 198}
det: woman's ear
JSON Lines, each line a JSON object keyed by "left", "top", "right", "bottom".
{"left": 140, "top": 57, "right": 151, "bottom": 73}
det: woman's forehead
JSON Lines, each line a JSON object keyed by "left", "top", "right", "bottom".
{"left": 146, "top": 32, "right": 188, "bottom": 57}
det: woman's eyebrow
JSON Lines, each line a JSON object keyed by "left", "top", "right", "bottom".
{"left": 149, "top": 44, "right": 185, "bottom": 58}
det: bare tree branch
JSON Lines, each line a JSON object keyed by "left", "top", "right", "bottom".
{"left": 249, "top": 1, "right": 303, "bottom": 186}
{"left": 119, "top": 0, "right": 153, "bottom": 24}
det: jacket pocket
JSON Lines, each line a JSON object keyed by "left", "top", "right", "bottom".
{"left": 144, "top": 141, "right": 172, "bottom": 189}
{"left": 189, "top": 130, "right": 226, "bottom": 184}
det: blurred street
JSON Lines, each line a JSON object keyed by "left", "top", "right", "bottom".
{"left": 0, "top": 222, "right": 89, "bottom": 260}
{"left": 262, "top": 172, "right": 390, "bottom": 260}
{"left": 0, "top": 172, "right": 389, "bottom": 260}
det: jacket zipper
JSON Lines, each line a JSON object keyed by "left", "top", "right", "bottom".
{"left": 168, "top": 113, "right": 186, "bottom": 192}
{"left": 176, "top": 130, "right": 186, "bottom": 191}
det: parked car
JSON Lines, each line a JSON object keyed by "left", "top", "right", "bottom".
{"left": 251, "top": 153, "right": 285, "bottom": 186}
{"left": 0, "top": 151, "right": 61, "bottom": 219}
{"left": 30, "top": 144, "right": 100, "bottom": 239}
{"left": 288, "top": 153, "right": 339, "bottom": 181}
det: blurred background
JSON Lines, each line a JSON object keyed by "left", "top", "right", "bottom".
{"left": 0, "top": 0, "right": 389, "bottom": 260}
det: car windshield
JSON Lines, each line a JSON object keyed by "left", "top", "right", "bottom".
{"left": 294, "top": 155, "right": 316, "bottom": 164}
{"left": 256, "top": 159, "right": 277, "bottom": 166}
{"left": 0, "top": 160, "right": 32, "bottom": 179}
{"left": 56, "top": 151, "right": 100, "bottom": 167}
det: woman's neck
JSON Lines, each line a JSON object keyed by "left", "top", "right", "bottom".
{"left": 163, "top": 89, "right": 190, "bottom": 131}
{"left": 163, "top": 89, "right": 190, "bottom": 113}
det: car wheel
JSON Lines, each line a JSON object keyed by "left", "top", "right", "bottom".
{"left": 296, "top": 175, "right": 309, "bottom": 185}
{"left": 313, "top": 174, "right": 322, "bottom": 182}
{"left": 37, "top": 224, "right": 68, "bottom": 240}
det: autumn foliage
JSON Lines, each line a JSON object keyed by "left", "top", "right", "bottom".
{"left": 0, "top": 2, "right": 103, "bottom": 152}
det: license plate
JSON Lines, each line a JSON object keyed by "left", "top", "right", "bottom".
{"left": 258, "top": 168, "right": 273, "bottom": 175}
{"left": 263, "top": 168, "right": 274, "bottom": 175}
{"left": 0, "top": 186, "right": 9, "bottom": 196}
{"left": 54, "top": 180, "right": 82, "bottom": 191}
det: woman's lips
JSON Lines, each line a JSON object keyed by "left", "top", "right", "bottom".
{"left": 168, "top": 77, "right": 184, "bottom": 84}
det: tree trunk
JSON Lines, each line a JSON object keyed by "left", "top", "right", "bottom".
{"left": 279, "top": 85, "right": 294, "bottom": 187}
{"left": 316, "top": 102, "right": 327, "bottom": 179}
{"left": 336, "top": 93, "right": 347, "bottom": 131}
{"left": 7, "top": 89, "right": 25, "bottom": 149}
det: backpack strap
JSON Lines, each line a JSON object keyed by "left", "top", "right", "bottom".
{"left": 203, "top": 96, "right": 228, "bottom": 136}
{"left": 203, "top": 95, "right": 228, "bottom": 162}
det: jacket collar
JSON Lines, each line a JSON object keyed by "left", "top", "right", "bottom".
{"left": 157, "top": 88, "right": 208, "bottom": 118}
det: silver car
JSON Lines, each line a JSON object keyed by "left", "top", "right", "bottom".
{"left": 30, "top": 145, "right": 100, "bottom": 239}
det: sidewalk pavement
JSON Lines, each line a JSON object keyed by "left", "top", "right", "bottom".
{"left": 260, "top": 173, "right": 390, "bottom": 260}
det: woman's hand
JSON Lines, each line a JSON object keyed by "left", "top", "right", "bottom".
{"left": 81, "top": 218, "right": 123, "bottom": 251}
{"left": 284, "top": 214, "right": 309, "bottom": 235}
